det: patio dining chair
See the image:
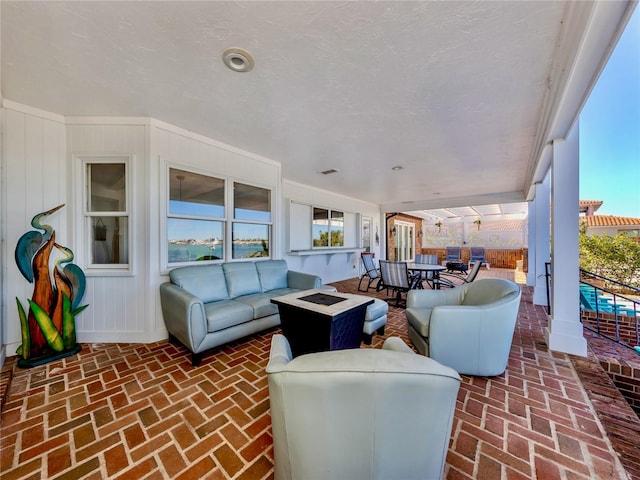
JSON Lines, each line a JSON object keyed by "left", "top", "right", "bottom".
{"left": 413, "top": 253, "right": 439, "bottom": 289}
{"left": 379, "top": 260, "right": 413, "bottom": 307}
{"left": 358, "top": 252, "right": 381, "bottom": 292}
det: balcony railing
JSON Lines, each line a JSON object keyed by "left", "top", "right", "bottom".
{"left": 580, "top": 269, "right": 640, "bottom": 349}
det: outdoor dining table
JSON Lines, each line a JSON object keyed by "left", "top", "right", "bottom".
{"left": 406, "top": 263, "right": 447, "bottom": 289}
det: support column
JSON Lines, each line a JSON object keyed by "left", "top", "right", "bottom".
{"left": 527, "top": 199, "right": 536, "bottom": 287}
{"left": 546, "top": 124, "right": 587, "bottom": 356}
{"left": 532, "top": 176, "right": 550, "bottom": 306}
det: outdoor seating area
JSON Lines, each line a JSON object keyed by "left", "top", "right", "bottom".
{"left": 2, "top": 3, "right": 639, "bottom": 480}
{"left": 1, "top": 268, "right": 639, "bottom": 480}
{"left": 373, "top": 256, "right": 485, "bottom": 306}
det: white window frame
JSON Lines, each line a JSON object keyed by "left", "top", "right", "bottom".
{"left": 163, "top": 163, "right": 227, "bottom": 270}
{"left": 77, "top": 154, "right": 134, "bottom": 276}
{"left": 231, "top": 180, "right": 273, "bottom": 260}
{"left": 161, "top": 163, "right": 278, "bottom": 271}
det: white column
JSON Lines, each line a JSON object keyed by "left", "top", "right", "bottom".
{"left": 532, "top": 176, "right": 550, "bottom": 306}
{"left": 546, "top": 124, "right": 587, "bottom": 356}
{"left": 527, "top": 200, "right": 536, "bottom": 287}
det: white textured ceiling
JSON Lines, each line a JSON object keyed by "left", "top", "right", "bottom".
{"left": 0, "top": 1, "right": 626, "bottom": 214}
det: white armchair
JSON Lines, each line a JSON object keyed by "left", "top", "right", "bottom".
{"left": 406, "top": 278, "right": 521, "bottom": 376}
{"left": 266, "top": 334, "right": 461, "bottom": 480}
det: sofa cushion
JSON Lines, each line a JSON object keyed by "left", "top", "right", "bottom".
{"left": 204, "top": 300, "right": 254, "bottom": 333}
{"left": 405, "top": 307, "right": 433, "bottom": 337}
{"left": 223, "top": 263, "right": 262, "bottom": 298}
{"left": 256, "top": 260, "right": 289, "bottom": 292}
{"left": 170, "top": 264, "right": 229, "bottom": 303}
{"left": 235, "top": 293, "right": 280, "bottom": 318}
{"left": 365, "top": 298, "right": 389, "bottom": 322}
{"left": 267, "top": 287, "right": 301, "bottom": 298}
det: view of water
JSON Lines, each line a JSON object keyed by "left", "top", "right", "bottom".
{"left": 168, "top": 243, "right": 267, "bottom": 263}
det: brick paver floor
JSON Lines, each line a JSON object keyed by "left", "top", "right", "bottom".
{"left": 1, "top": 269, "right": 638, "bottom": 479}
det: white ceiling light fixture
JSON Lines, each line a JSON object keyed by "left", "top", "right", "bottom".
{"left": 222, "top": 47, "right": 254, "bottom": 73}
{"left": 391, "top": 166, "right": 404, "bottom": 171}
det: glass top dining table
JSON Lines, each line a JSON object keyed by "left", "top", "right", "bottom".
{"left": 406, "top": 263, "right": 447, "bottom": 289}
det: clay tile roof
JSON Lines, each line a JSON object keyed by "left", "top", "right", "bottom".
{"left": 579, "top": 200, "right": 603, "bottom": 214}
{"left": 581, "top": 215, "right": 640, "bottom": 227}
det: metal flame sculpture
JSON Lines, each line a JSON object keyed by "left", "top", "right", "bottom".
{"left": 14, "top": 204, "right": 87, "bottom": 367}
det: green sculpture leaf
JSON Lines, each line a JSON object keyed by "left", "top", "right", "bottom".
{"left": 15, "top": 298, "right": 30, "bottom": 360}
{"left": 28, "top": 300, "right": 64, "bottom": 352}
{"left": 62, "top": 293, "right": 76, "bottom": 350}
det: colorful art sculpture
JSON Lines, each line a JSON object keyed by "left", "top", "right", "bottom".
{"left": 14, "top": 204, "right": 87, "bottom": 368}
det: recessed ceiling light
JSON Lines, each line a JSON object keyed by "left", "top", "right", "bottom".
{"left": 391, "top": 166, "right": 404, "bottom": 171}
{"left": 222, "top": 47, "right": 254, "bottom": 73}
{"left": 320, "top": 169, "right": 339, "bottom": 175}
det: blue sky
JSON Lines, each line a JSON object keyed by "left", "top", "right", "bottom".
{"left": 579, "top": 7, "right": 640, "bottom": 218}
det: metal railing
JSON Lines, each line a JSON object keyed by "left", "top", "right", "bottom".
{"left": 580, "top": 269, "right": 640, "bottom": 349}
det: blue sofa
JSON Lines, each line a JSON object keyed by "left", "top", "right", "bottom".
{"left": 160, "top": 260, "right": 322, "bottom": 365}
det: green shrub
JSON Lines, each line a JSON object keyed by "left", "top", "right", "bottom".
{"left": 579, "top": 229, "right": 640, "bottom": 288}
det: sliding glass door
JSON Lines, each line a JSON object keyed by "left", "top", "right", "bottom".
{"left": 394, "top": 221, "right": 415, "bottom": 261}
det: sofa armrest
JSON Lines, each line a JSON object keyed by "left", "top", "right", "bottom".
{"left": 287, "top": 270, "right": 322, "bottom": 290}
{"left": 159, "top": 283, "right": 208, "bottom": 353}
{"left": 266, "top": 334, "right": 293, "bottom": 373}
{"left": 382, "top": 337, "right": 415, "bottom": 354}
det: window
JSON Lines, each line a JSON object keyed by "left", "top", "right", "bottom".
{"left": 232, "top": 182, "right": 271, "bottom": 259}
{"left": 620, "top": 229, "right": 639, "bottom": 238}
{"left": 84, "top": 159, "right": 130, "bottom": 270}
{"left": 362, "top": 217, "right": 372, "bottom": 252}
{"left": 168, "top": 168, "right": 225, "bottom": 264}
{"left": 313, "top": 208, "right": 329, "bottom": 247}
{"left": 313, "top": 207, "right": 344, "bottom": 248}
{"left": 331, "top": 210, "right": 344, "bottom": 247}
{"left": 165, "top": 169, "right": 274, "bottom": 265}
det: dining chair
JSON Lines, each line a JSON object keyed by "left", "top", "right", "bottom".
{"left": 379, "top": 260, "right": 413, "bottom": 307}
{"left": 358, "top": 252, "right": 381, "bottom": 292}
{"left": 413, "top": 254, "right": 439, "bottom": 289}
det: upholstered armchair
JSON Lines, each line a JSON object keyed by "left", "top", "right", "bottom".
{"left": 406, "top": 278, "right": 521, "bottom": 376}
{"left": 266, "top": 334, "right": 461, "bottom": 480}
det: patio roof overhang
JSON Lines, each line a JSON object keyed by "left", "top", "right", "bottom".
{"left": 2, "top": 1, "right": 636, "bottom": 212}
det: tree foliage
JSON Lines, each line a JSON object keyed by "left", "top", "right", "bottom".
{"left": 579, "top": 229, "right": 640, "bottom": 288}
{"left": 313, "top": 230, "right": 344, "bottom": 247}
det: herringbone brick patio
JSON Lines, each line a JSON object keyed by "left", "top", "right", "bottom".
{"left": 1, "top": 269, "right": 638, "bottom": 479}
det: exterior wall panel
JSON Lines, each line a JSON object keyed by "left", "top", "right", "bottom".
{"left": 2, "top": 107, "right": 67, "bottom": 354}
{"left": 67, "top": 122, "right": 149, "bottom": 343}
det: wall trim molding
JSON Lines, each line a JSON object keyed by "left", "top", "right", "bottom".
{"left": 1, "top": 99, "right": 66, "bottom": 123}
